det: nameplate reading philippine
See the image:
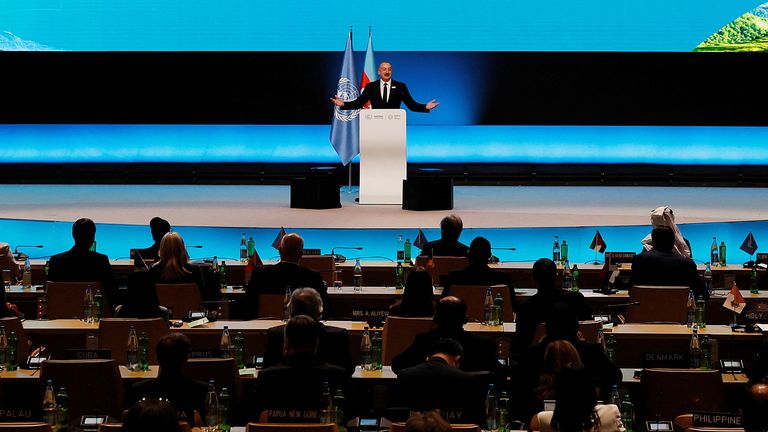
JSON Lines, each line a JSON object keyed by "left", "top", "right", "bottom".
{"left": 692, "top": 412, "right": 742, "bottom": 428}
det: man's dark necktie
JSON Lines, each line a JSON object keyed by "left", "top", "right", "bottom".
{"left": 383, "top": 83, "right": 388, "bottom": 104}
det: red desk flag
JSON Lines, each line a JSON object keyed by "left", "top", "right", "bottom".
{"left": 271, "top": 227, "right": 286, "bottom": 251}
{"left": 723, "top": 282, "right": 746, "bottom": 314}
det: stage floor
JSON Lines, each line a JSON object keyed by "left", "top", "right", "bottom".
{"left": 0, "top": 184, "right": 766, "bottom": 229}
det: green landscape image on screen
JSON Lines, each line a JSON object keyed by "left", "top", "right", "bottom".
{"left": 696, "top": 2, "right": 768, "bottom": 51}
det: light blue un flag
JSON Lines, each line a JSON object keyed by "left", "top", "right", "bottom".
{"left": 330, "top": 31, "right": 360, "bottom": 166}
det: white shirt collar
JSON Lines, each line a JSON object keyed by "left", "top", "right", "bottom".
{"left": 380, "top": 79, "right": 393, "bottom": 101}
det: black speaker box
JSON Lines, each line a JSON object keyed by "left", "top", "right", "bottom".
{"left": 402, "top": 177, "right": 454, "bottom": 211}
{"left": 290, "top": 177, "right": 341, "bottom": 209}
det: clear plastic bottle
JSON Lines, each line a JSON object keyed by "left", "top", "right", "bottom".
{"left": 397, "top": 234, "right": 404, "bottom": 262}
{"left": 704, "top": 262, "right": 713, "bottom": 293}
{"left": 751, "top": 265, "right": 759, "bottom": 294}
{"left": 240, "top": 233, "right": 248, "bottom": 262}
{"left": 22, "top": 258, "right": 32, "bottom": 289}
{"left": 82, "top": 284, "right": 93, "bottom": 323}
{"left": 562, "top": 260, "right": 572, "bottom": 290}
{"left": 218, "top": 387, "right": 230, "bottom": 432}
{"left": 43, "top": 379, "right": 57, "bottom": 426}
{"left": 205, "top": 380, "right": 218, "bottom": 428}
{"left": 7, "top": 331, "right": 18, "bottom": 371}
{"left": 686, "top": 290, "right": 696, "bottom": 328}
{"left": 360, "top": 327, "right": 372, "bottom": 371}
{"left": 605, "top": 333, "right": 617, "bottom": 364}
{"left": 701, "top": 335, "right": 712, "bottom": 370}
{"left": 485, "top": 383, "right": 498, "bottom": 432}
{"left": 711, "top": 237, "right": 719, "bottom": 265}
{"left": 353, "top": 259, "right": 363, "bottom": 292}
{"left": 690, "top": 326, "right": 702, "bottom": 369}
{"left": 320, "top": 381, "right": 333, "bottom": 423}
{"left": 483, "top": 287, "right": 494, "bottom": 325}
{"left": 220, "top": 326, "right": 232, "bottom": 358}
{"left": 126, "top": 326, "right": 139, "bottom": 371}
{"left": 552, "top": 236, "right": 561, "bottom": 263}
{"left": 609, "top": 385, "right": 621, "bottom": 406}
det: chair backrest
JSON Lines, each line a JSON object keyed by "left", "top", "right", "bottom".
{"left": 40, "top": 359, "right": 124, "bottom": 425}
{"left": 415, "top": 256, "right": 468, "bottom": 285}
{"left": 247, "top": 423, "right": 339, "bottom": 432}
{"left": 0, "top": 316, "right": 31, "bottom": 360}
{"left": 532, "top": 320, "right": 604, "bottom": 344}
{"left": 389, "top": 423, "right": 480, "bottom": 432}
{"left": 448, "top": 285, "right": 514, "bottom": 323}
{"left": 182, "top": 358, "right": 242, "bottom": 410}
{"left": 99, "top": 422, "right": 191, "bottom": 432}
{"left": 98, "top": 318, "right": 170, "bottom": 364}
{"left": 155, "top": 283, "right": 204, "bottom": 320}
{"left": 299, "top": 255, "right": 336, "bottom": 287}
{"left": 627, "top": 286, "right": 690, "bottom": 324}
{"left": 258, "top": 293, "right": 287, "bottom": 319}
{"left": 382, "top": 316, "right": 436, "bottom": 365}
{"left": 46, "top": 281, "right": 108, "bottom": 319}
{"left": 0, "top": 424, "right": 52, "bottom": 432}
{"left": 641, "top": 368, "right": 725, "bottom": 421}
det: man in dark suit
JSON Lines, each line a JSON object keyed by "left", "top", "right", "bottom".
{"left": 443, "top": 236, "right": 515, "bottom": 308}
{"left": 396, "top": 338, "right": 488, "bottom": 425}
{"left": 392, "top": 296, "right": 501, "bottom": 374}
{"left": 252, "top": 315, "right": 349, "bottom": 423}
{"left": 514, "top": 258, "right": 590, "bottom": 350}
{"left": 245, "top": 233, "right": 332, "bottom": 319}
{"left": 262, "top": 287, "right": 354, "bottom": 374}
{"left": 130, "top": 333, "right": 208, "bottom": 423}
{"left": 133, "top": 216, "right": 171, "bottom": 262}
{"left": 47, "top": 218, "right": 118, "bottom": 308}
{"left": 419, "top": 214, "right": 469, "bottom": 257}
{"left": 630, "top": 226, "right": 708, "bottom": 300}
{"left": 331, "top": 61, "right": 439, "bottom": 112}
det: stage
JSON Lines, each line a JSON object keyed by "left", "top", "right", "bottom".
{"left": 1, "top": 184, "right": 766, "bottom": 263}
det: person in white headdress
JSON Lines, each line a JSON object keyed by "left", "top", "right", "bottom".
{"left": 641, "top": 206, "right": 692, "bottom": 258}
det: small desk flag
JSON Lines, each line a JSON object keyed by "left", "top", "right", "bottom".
{"left": 740, "top": 232, "right": 758, "bottom": 256}
{"left": 590, "top": 230, "right": 607, "bottom": 253}
{"left": 271, "top": 227, "right": 286, "bottom": 251}
{"left": 414, "top": 229, "right": 429, "bottom": 250}
{"left": 723, "top": 282, "right": 746, "bottom": 314}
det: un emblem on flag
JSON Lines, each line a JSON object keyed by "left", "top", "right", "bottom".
{"left": 334, "top": 78, "right": 361, "bottom": 121}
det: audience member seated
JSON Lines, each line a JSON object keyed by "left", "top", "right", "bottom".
{"left": 630, "top": 226, "right": 707, "bottom": 300}
{"left": 0, "top": 277, "right": 21, "bottom": 318}
{"left": 443, "top": 236, "right": 515, "bottom": 305}
{"left": 245, "top": 233, "right": 332, "bottom": 319}
{"left": 419, "top": 215, "right": 469, "bottom": 257}
{"left": 519, "top": 303, "right": 620, "bottom": 419}
{"left": 130, "top": 333, "right": 208, "bottom": 424}
{"left": 47, "top": 218, "right": 118, "bottom": 307}
{"left": 532, "top": 366, "right": 624, "bottom": 432}
{"left": 641, "top": 206, "right": 692, "bottom": 258}
{"left": 117, "top": 270, "right": 169, "bottom": 319}
{"left": 121, "top": 398, "right": 183, "bottom": 432}
{"left": 536, "top": 340, "right": 584, "bottom": 403}
{"left": 389, "top": 267, "right": 435, "bottom": 318}
{"left": 252, "top": 315, "right": 349, "bottom": 423}
{"left": 515, "top": 258, "right": 590, "bottom": 350}
{"left": 404, "top": 411, "right": 452, "bottom": 432}
{"left": 392, "top": 296, "right": 501, "bottom": 374}
{"left": 262, "top": 287, "right": 354, "bottom": 374}
{"left": 150, "top": 232, "right": 205, "bottom": 292}
{"left": 0, "top": 242, "right": 23, "bottom": 282}
{"left": 133, "top": 217, "right": 172, "bottom": 262}
{"left": 396, "top": 338, "right": 488, "bottom": 426}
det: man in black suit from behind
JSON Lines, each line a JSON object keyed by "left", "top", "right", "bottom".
{"left": 133, "top": 216, "right": 171, "bottom": 262}
{"left": 392, "top": 296, "right": 501, "bottom": 374}
{"left": 396, "top": 338, "right": 488, "bottom": 425}
{"left": 130, "top": 333, "right": 208, "bottom": 423}
{"left": 630, "top": 226, "right": 708, "bottom": 300}
{"left": 252, "top": 315, "right": 349, "bottom": 423}
{"left": 262, "top": 287, "right": 354, "bottom": 374}
{"left": 47, "top": 218, "right": 118, "bottom": 308}
{"left": 514, "top": 258, "right": 590, "bottom": 351}
{"left": 331, "top": 61, "right": 439, "bottom": 112}
{"left": 419, "top": 214, "right": 470, "bottom": 257}
{"left": 245, "top": 233, "right": 332, "bottom": 319}
{"left": 443, "top": 236, "right": 515, "bottom": 308}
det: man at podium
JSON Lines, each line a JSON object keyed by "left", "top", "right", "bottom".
{"left": 331, "top": 61, "right": 439, "bottom": 112}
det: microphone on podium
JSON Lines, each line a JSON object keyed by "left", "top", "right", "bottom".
{"left": 327, "top": 246, "right": 363, "bottom": 263}
{"left": 489, "top": 247, "right": 516, "bottom": 264}
{"left": 14, "top": 244, "right": 43, "bottom": 260}
{"left": 186, "top": 245, "right": 204, "bottom": 249}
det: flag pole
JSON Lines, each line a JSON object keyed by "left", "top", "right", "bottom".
{"left": 348, "top": 163, "right": 352, "bottom": 193}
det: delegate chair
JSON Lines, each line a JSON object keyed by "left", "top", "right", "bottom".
{"left": 415, "top": 256, "right": 468, "bottom": 286}
{"left": 299, "top": 255, "right": 336, "bottom": 288}
{"left": 626, "top": 286, "right": 689, "bottom": 324}
{"left": 0, "top": 316, "right": 31, "bottom": 361}
{"left": 46, "top": 281, "right": 109, "bottom": 319}
{"left": 247, "top": 424, "right": 338, "bottom": 432}
{"left": 448, "top": 285, "right": 514, "bottom": 323}
{"left": 0, "top": 424, "right": 51, "bottom": 432}
{"left": 382, "top": 316, "right": 436, "bottom": 365}
{"left": 258, "top": 293, "right": 288, "bottom": 319}
{"left": 531, "top": 320, "right": 603, "bottom": 344}
{"left": 40, "top": 359, "right": 124, "bottom": 425}
{"left": 183, "top": 357, "right": 242, "bottom": 408}
{"left": 389, "top": 423, "right": 480, "bottom": 432}
{"left": 98, "top": 422, "right": 192, "bottom": 432}
{"left": 641, "top": 368, "right": 724, "bottom": 421}
{"left": 155, "top": 283, "right": 204, "bottom": 320}
{"left": 98, "top": 318, "right": 170, "bottom": 365}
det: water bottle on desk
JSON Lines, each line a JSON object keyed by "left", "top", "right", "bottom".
{"left": 485, "top": 383, "right": 498, "bottom": 432}
{"left": 562, "top": 261, "right": 572, "bottom": 291}
{"left": 404, "top": 238, "right": 412, "bottom": 263}
{"left": 395, "top": 261, "right": 404, "bottom": 289}
{"left": 7, "top": 331, "right": 18, "bottom": 371}
{"left": 334, "top": 389, "right": 346, "bottom": 432}
{"left": 138, "top": 332, "right": 150, "bottom": 371}
{"left": 93, "top": 289, "right": 103, "bottom": 322}
{"left": 499, "top": 391, "right": 510, "bottom": 432}
{"left": 205, "top": 380, "right": 218, "bottom": 428}
{"left": 695, "top": 296, "right": 706, "bottom": 329}
{"left": 360, "top": 327, "right": 372, "bottom": 371}
{"left": 704, "top": 263, "right": 713, "bottom": 293}
{"left": 719, "top": 241, "right": 727, "bottom": 267}
{"left": 751, "top": 265, "right": 759, "bottom": 294}
{"left": 621, "top": 394, "right": 635, "bottom": 432}
{"left": 320, "top": 381, "right": 333, "bottom": 423}
{"left": 240, "top": 233, "right": 248, "bottom": 262}
{"left": 127, "top": 326, "right": 139, "bottom": 371}
{"left": 552, "top": 236, "right": 561, "bottom": 263}
{"left": 701, "top": 335, "right": 712, "bottom": 369}
{"left": 686, "top": 290, "right": 696, "bottom": 328}
{"left": 233, "top": 332, "right": 245, "bottom": 369}
{"left": 219, "top": 261, "right": 228, "bottom": 289}
{"left": 483, "top": 287, "right": 494, "bottom": 325}
{"left": 56, "top": 387, "right": 69, "bottom": 431}
{"left": 247, "top": 236, "right": 255, "bottom": 258}
{"left": 353, "top": 259, "right": 363, "bottom": 292}
{"left": 605, "top": 334, "right": 617, "bottom": 364}
{"left": 711, "top": 237, "right": 719, "bottom": 266}
{"left": 371, "top": 331, "right": 382, "bottom": 371}
{"left": 82, "top": 285, "right": 94, "bottom": 323}
{"left": 397, "top": 234, "right": 404, "bottom": 262}
{"left": 494, "top": 293, "right": 504, "bottom": 325}
{"left": 0, "top": 326, "right": 7, "bottom": 370}
{"left": 689, "top": 325, "right": 702, "bottom": 368}
{"left": 22, "top": 259, "right": 32, "bottom": 289}
{"left": 218, "top": 387, "right": 231, "bottom": 432}
{"left": 561, "top": 240, "right": 569, "bottom": 264}
{"left": 571, "top": 264, "right": 580, "bottom": 292}
{"left": 43, "top": 379, "right": 57, "bottom": 426}
{"left": 220, "top": 326, "right": 232, "bottom": 358}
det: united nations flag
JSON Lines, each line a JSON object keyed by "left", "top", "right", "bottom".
{"left": 330, "top": 31, "right": 360, "bottom": 166}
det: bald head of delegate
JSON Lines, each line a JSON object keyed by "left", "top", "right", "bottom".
{"left": 280, "top": 233, "right": 304, "bottom": 263}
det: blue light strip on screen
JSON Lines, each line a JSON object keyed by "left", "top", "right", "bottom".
{"left": 0, "top": 0, "right": 762, "bottom": 51}
{"left": 1, "top": 124, "right": 768, "bottom": 165}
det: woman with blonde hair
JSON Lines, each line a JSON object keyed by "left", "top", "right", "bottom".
{"left": 537, "top": 340, "right": 585, "bottom": 401}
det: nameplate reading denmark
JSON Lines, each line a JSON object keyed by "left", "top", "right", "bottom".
{"left": 642, "top": 352, "right": 687, "bottom": 368}
{"left": 692, "top": 412, "right": 742, "bottom": 428}
{"left": 189, "top": 317, "right": 209, "bottom": 328}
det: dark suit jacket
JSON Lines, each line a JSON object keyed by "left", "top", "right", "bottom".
{"left": 47, "top": 246, "right": 118, "bottom": 308}
{"left": 443, "top": 264, "right": 517, "bottom": 308}
{"left": 396, "top": 357, "right": 488, "bottom": 424}
{"left": 514, "top": 289, "right": 591, "bottom": 350}
{"left": 262, "top": 322, "right": 354, "bottom": 375}
{"left": 252, "top": 355, "right": 349, "bottom": 422}
{"left": 419, "top": 239, "right": 469, "bottom": 258}
{"left": 343, "top": 79, "right": 429, "bottom": 112}
{"left": 630, "top": 249, "right": 708, "bottom": 299}
{"left": 134, "top": 244, "right": 160, "bottom": 262}
{"left": 245, "top": 261, "right": 332, "bottom": 319}
{"left": 391, "top": 328, "right": 501, "bottom": 374}
{"left": 130, "top": 374, "right": 208, "bottom": 423}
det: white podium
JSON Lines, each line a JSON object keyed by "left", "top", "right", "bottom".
{"left": 359, "top": 109, "right": 407, "bottom": 205}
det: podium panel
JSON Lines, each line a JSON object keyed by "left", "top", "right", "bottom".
{"left": 359, "top": 109, "right": 407, "bottom": 205}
